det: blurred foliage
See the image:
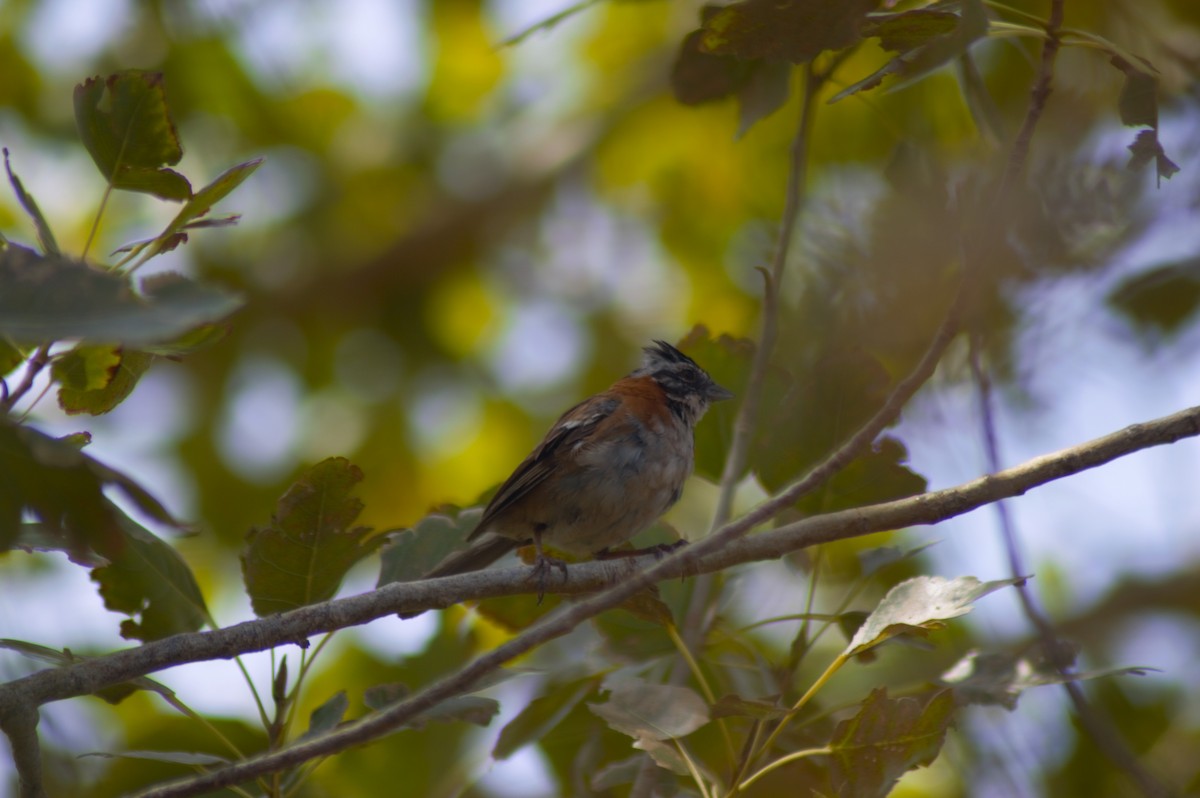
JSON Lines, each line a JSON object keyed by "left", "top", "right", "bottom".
{"left": 1, "top": 0, "right": 1199, "bottom": 796}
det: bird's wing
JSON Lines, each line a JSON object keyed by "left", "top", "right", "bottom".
{"left": 467, "top": 394, "right": 619, "bottom": 540}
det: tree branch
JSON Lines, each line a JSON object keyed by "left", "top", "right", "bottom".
{"left": 4, "top": 402, "right": 1197, "bottom": 795}
{"left": 0, "top": 697, "right": 44, "bottom": 798}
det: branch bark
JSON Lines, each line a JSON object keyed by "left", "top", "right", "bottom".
{"left": 3, "top": 403, "right": 1198, "bottom": 796}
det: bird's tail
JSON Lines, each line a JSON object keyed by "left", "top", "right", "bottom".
{"left": 400, "top": 536, "right": 519, "bottom": 619}
{"left": 424, "top": 536, "right": 519, "bottom": 579}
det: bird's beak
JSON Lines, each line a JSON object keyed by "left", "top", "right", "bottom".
{"left": 707, "top": 382, "right": 734, "bottom": 402}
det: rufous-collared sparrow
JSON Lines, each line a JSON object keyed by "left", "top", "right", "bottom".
{"left": 416, "top": 340, "right": 733, "bottom": 596}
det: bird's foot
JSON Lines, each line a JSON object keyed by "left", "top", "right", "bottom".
{"left": 526, "top": 555, "right": 569, "bottom": 604}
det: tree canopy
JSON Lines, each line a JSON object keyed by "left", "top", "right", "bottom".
{"left": 2, "top": 1, "right": 1200, "bottom": 796}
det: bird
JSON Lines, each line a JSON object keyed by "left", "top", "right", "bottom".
{"left": 412, "top": 339, "right": 733, "bottom": 604}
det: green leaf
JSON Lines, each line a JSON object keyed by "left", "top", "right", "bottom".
{"left": 363, "top": 682, "right": 499, "bottom": 729}
{"left": 300, "top": 691, "right": 349, "bottom": 740}
{"left": 831, "top": 0, "right": 988, "bottom": 102}
{"left": 3, "top": 523, "right": 109, "bottom": 566}
{"left": 670, "top": 10, "right": 757, "bottom": 106}
{"left": 50, "top": 344, "right": 154, "bottom": 416}
{"left": 1111, "top": 56, "right": 1159, "bottom": 128}
{"left": 700, "top": 0, "right": 881, "bottom": 64}
{"left": 73, "top": 71, "right": 191, "bottom": 201}
{"left": 588, "top": 679, "right": 709, "bottom": 741}
{"left": 362, "top": 682, "right": 409, "bottom": 711}
{"left": 617, "top": 587, "right": 675, "bottom": 627}
{"left": 0, "top": 419, "right": 181, "bottom": 565}
{"left": 710, "top": 694, "right": 787, "bottom": 720}
{"left": 53, "top": 344, "right": 122, "bottom": 392}
{"left": 170, "top": 159, "right": 262, "bottom": 233}
{"left": 123, "top": 159, "right": 263, "bottom": 263}
{"left": 795, "top": 437, "right": 927, "bottom": 515}
{"left": 79, "top": 750, "right": 229, "bottom": 766}
{"left": 827, "top": 688, "right": 957, "bottom": 798}
{"left": 941, "top": 650, "right": 1156, "bottom": 710}
{"left": 845, "top": 575, "right": 1023, "bottom": 657}
{"left": 90, "top": 503, "right": 209, "bottom": 642}
{"left": 1, "top": 421, "right": 119, "bottom": 557}
{"left": 405, "top": 695, "right": 500, "bottom": 729}
{"left": 0, "top": 246, "right": 243, "bottom": 344}
{"left": 494, "top": 679, "right": 595, "bottom": 759}
{"left": 0, "top": 337, "right": 24, "bottom": 376}
{"left": 1107, "top": 256, "right": 1200, "bottom": 337}
{"left": 376, "top": 505, "right": 483, "bottom": 586}
{"left": 736, "top": 61, "right": 791, "bottom": 137}
{"left": 862, "top": 9, "right": 960, "bottom": 53}
{"left": 242, "top": 457, "right": 382, "bottom": 616}
{"left": 140, "top": 323, "right": 229, "bottom": 358}
{"left": 3, "top": 147, "right": 59, "bottom": 255}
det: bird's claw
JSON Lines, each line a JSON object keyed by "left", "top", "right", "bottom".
{"left": 527, "top": 555, "right": 568, "bottom": 604}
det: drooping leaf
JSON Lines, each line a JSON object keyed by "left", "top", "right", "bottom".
{"left": 3, "top": 147, "right": 58, "bottom": 255}
{"left": 300, "top": 691, "right": 349, "bottom": 740}
{"left": 588, "top": 679, "right": 709, "bottom": 741}
{"left": 0, "top": 420, "right": 177, "bottom": 558}
{"left": 73, "top": 71, "right": 191, "bottom": 201}
{"left": 376, "top": 505, "right": 483, "bottom": 586}
{"left": 53, "top": 345, "right": 153, "bottom": 415}
{"left": 0, "top": 246, "right": 243, "bottom": 344}
{"left": 710, "top": 694, "right": 787, "bottom": 720}
{"left": 494, "top": 679, "right": 596, "bottom": 759}
{"left": 862, "top": 9, "right": 960, "bottom": 54}
{"left": 1111, "top": 56, "right": 1159, "bottom": 129}
{"left": 700, "top": 0, "right": 881, "bottom": 64}
{"left": 0, "top": 337, "right": 23, "bottom": 376}
{"left": 243, "top": 457, "right": 382, "bottom": 616}
{"left": 670, "top": 7, "right": 757, "bottom": 106}
{"left": 617, "top": 587, "right": 675, "bottom": 627}
{"left": 827, "top": 688, "right": 957, "bottom": 797}
{"left": 845, "top": 575, "right": 1023, "bottom": 657}
{"left": 736, "top": 61, "right": 792, "bottom": 137}
{"left": 941, "top": 650, "right": 1156, "bottom": 710}
{"left": 90, "top": 503, "right": 209, "bottom": 642}
{"left": 407, "top": 695, "right": 500, "bottom": 729}
{"left": 798, "top": 437, "right": 927, "bottom": 516}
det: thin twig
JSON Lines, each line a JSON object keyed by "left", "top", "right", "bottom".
{"left": 110, "top": 402, "right": 1200, "bottom": 798}
{"left": 975, "top": 0, "right": 1172, "bottom": 793}
{"left": 643, "top": 63, "right": 821, "bottom": 798}
{"left": 710, "top": 62, "right": 818, "bottom": 531}
{"left": 998, "top": 0, "right": 1065, "bottom": 195}
{"left": 4, "top": 404, "right": 1197, "bottom": 721}
{"left": 969, "top": 342, "right": 1172, "bottom": 798}
{"left": 1, "top": 344, "right": 52, "bottom": 413}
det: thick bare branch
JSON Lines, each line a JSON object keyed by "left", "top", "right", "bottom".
{"left": 0, "top": 402, "right": 1188, "bottom": 797}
